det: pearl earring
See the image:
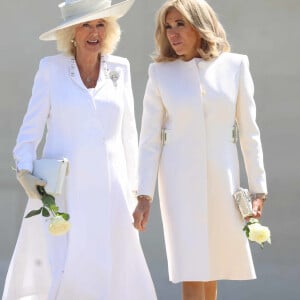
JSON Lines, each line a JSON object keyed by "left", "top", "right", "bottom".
{"left": 71, "top": 39, "right": 77, "bottom": 47}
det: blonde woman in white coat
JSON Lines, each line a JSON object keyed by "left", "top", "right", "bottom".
{"left": 133, "top": 0, "right": 267, "bottom": 299}
{"left": 3, "top": 1, "right": 157, "bottom": 299}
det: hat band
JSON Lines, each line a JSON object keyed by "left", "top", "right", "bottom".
{"left": 59, "top": 0, "right": 112, "bottom": 21}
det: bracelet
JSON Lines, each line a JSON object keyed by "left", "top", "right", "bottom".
{"left": 251, "top": 193, "right": 267, "bottom": 201}
{"left": 137, "top": 195, "right": 153, "bottom": 202}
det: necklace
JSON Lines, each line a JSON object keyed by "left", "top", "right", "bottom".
{"left": 76, "top": 56, "right": 100, "bottom": 88}
{"left": 70, "top": 56, "right": 109, "bottom": 87}
{"left": 85, "top": 76, "right": 96, "bottom": 87}
{"left": 81, "top": 68, "right": 98, "bottom": 87}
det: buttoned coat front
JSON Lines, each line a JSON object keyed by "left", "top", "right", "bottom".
{"left": 138, "top": 52, "right": 267, "bottom": 282}
{"left": 3, "top": 54, "right": 157, "bottom": 300}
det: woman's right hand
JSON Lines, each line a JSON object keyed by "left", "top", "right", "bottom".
{"left": 16, "top": 170, "right": 46, "bottom": 200}
{"left": 133, "top": 195, "right": 152, "bottom": 231}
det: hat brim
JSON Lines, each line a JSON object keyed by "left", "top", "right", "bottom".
{"left": 39, "top": 0, "right": 134, "bottom": 41}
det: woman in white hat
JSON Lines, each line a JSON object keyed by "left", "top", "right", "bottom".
{"left": 3, "top": 0, "right": 157, "bottom": 299}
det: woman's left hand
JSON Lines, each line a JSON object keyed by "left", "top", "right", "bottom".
{"left": 251, "top": 197, "right": 265, "bottom": 219}
{"left": 132, "top": 196, "right": 152, "bottom": 231}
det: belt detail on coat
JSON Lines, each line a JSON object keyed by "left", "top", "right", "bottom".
{"left": 161, "top": 124, "right": 239, "bottom": 145}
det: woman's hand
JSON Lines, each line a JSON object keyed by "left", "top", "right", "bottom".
{"left": 132, "top": 195, "right": 152, "bottom": 231}
{"left": 251, "top": 197, "right": 265, "bottom": 219}
{"left": 16, "top": 170, "right": 46, "bottom": 199}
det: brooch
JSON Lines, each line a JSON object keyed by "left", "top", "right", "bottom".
{"left": 109, "top": 70, "right": 120, "bottom": 87}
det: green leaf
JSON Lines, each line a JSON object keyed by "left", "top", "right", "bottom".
{"left": 243, "top": 225, "right": 250, "bottom": 237}
{"left": 25, "top": 207, "right": 43, "bottom": 218}
{"left": 42, "top": 207, "right": 50, "bottom": 217}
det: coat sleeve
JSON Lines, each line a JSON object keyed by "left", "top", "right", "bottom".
{"left": 13, "top": 58, "right": 50, "bottom": 172}
{"left": 121, "top": 59, "right": 139, "bottom": 192}
{"left": 137, "top": 63, "right": 165, "bottom": 198}
{"left": 236, "top": 55, "right": 267, "bottom": 194}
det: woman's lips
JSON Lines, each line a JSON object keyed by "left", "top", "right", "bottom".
{"left": 87, "top": 39, "right": 99, "bottom": 44}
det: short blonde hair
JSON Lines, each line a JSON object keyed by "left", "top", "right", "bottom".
{"left": 55, "top": 17, "right": 121, "bottom": 56}
{"left": 154, "top": 0, "right": 230, "bottom": 62}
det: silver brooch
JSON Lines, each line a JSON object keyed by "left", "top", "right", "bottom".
{"left": 109, "top": 70, "right": 120, "bottom": 87}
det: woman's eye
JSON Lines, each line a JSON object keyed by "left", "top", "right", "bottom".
{"left": 177, "top": 21, "right": 185, "bottom": 27}
{"left": 97, "top": 23, "right": 105, "bottom": 28}
{"left": 82, "top": 23, "right": 90, "bottom": 28}
{"left": 165, "top": 24, "right": 172, "bottom": 30}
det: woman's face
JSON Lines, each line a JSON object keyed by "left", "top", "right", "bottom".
{"left": 165, "top": 8, "right": 200, "bottom": 61}
{"left": 74, "top": 19, "right": 106, "bottom": 56}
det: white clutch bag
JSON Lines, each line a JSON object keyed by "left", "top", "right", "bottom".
{"left": 33, "top": 158, "right": 69, "bottom": 196}
{"left": 233, "top": 187, "right": 253, "bottom": 218}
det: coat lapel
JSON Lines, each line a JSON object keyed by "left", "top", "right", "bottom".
{"left": 69, "top": 57, "right": 86, "bottom": 91}
{"left": 68, "top": 56, "right": 110, "bottom": 93}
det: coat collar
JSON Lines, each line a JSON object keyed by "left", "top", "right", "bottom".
{"left": 177, "top": 57, "right": 212, "bottom": 69}
{"left": 68, "top": 55, "right": 112, "bottom": 91}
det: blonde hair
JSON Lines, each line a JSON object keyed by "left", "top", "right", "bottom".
{"left": 55, "top": 17, "right": 121, "bottom": 56}
{"left": 154, "top": 0, "right": 230, "bottom": 62}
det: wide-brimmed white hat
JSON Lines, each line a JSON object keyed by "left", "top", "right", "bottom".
{"left": 39, "top": 0, "right": 135, "bottom": 41}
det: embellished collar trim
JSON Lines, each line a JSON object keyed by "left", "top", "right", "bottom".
{"left": 69, "top": 55, "right": 120, "bottom": 87}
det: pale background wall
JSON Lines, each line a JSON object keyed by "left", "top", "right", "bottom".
{"left": 0, "top": 0, "right": 299, "bottom": 299}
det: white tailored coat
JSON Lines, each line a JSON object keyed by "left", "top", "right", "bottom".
{"left": 138, "top": 53, "right": 267, "bottom": 283}
{"left": 3, "top": 54, "right": 157, "bottom": 300}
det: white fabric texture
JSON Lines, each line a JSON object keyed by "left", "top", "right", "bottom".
{"left": 3, "top": 54, "right": 157, "bottom": 300}
{"left": 138, "top": 53, "right": 267, "bottom": 282}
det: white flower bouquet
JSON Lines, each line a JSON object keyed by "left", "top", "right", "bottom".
{"left": 25, "top": 186, "right": 71, "bottom": 236}
{"left": 243, "top": 218, "right": 271, "bottom": 248}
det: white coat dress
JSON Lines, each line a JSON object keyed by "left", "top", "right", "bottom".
{"left": 138, "top": 53, "right": 267, "bottom": 283}
{"left": 3, "top": 54, "right": 157, "bottom": 300}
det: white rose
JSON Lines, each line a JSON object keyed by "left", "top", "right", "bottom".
{"left": 248, "top": 223, "right": 271, "bottom": 245}
{"left": 49, "top": 216, "right": 71, "bottom": 236}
